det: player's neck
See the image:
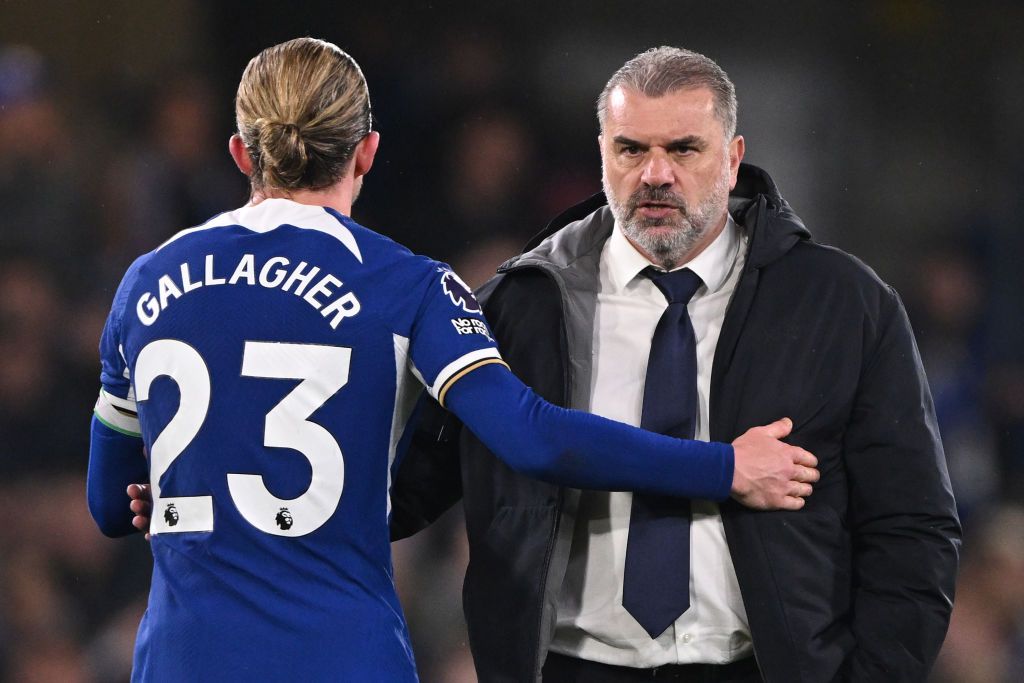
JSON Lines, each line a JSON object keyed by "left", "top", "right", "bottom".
{"left": 251, "top": 177, "right": 356, "bottom": 216}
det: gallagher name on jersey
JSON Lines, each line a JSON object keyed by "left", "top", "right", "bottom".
{"left": 135, "top": 253, "right": 362, "bottom": 329}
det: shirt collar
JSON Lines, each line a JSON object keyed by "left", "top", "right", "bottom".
{"left": 606, "top": 213, "right": 740, "bottom": 295}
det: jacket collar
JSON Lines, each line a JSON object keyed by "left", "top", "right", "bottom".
{"left": 499, "top": 204, "right": 613, "bottom": 275}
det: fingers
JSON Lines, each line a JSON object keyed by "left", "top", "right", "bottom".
{"left": 778, "top": 495, "right": 807, "bottom": 511}
{"left": 128, "top": 484, "right": 153, "bottom": 540}
{"left": 729, "top": 421, "right": 822, "bottom": 511}
{"left": 789, "top": 482, "right": 814, "bottom": 498}
{"left": 792, "top": 464, "right": 820, "bottom": 484}
{"left": 790, "top": 448, "right": 817, "bottom": 468}
{"left": 127, "top": 483, "right": 151, "bottom": 501}
{"left": 757, "top": 416, "right": 793, "bottom": 439}
{"left": 132, "top": 513, "right": 152, "bottom": 541}
{"left": 788, "top": 462, "right": 817, "bottom": 499}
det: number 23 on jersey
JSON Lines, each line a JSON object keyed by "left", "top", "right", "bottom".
{"left": 135, "top": 340, "right": 350, "bottom": 537}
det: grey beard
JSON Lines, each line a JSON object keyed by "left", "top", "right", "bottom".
{"left": 603, "top": 174, "right": 729, "bottom": 270}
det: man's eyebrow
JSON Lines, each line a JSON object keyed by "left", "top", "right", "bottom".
{"left": 612, "top": 135, "right": 646, "bottom": 148}
{"left": 665, "top": 135, "right": 706, "bottom": 150}
{"left": 611, "top": 135, "right": 707, "bottom": 150}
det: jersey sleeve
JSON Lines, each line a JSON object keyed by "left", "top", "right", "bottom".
{"left": 93, "top": 254, "right": 149, "bottom": 438}
{"left": 443, "top": 361, "right": 734, "bottom": 499}
{"left": 406, "top": 265, "right": 507, "bottom": 406}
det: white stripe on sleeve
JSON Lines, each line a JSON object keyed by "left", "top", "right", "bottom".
{"left": 94, "top": 389, "right": 142, "bottom": 437}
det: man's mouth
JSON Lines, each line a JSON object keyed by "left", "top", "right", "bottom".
{"left": 635, "top": 201, "right": 680, "bottom": 219}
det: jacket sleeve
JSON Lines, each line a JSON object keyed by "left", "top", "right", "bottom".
{"left": 842, "top": 287, "right": 961, "bottom": 681}
{"left": 388, "top": 394, "right": 465, "bottom": 541}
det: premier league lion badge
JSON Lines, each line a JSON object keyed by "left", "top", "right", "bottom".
{"left": 276, "top": 508, "right": 294, "bottom": 531}
{"left": 164, "top": 503, "right": 179, "bottom": 527}
{"left": 440, "top": 269, "right": 481, "bottom": 313}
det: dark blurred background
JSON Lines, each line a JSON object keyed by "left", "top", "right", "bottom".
{"left": 1, "top": 1, "right": 1022, "bottom": 681}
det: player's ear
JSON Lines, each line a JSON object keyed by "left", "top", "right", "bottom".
{"left": 229, "top": 134, "right": 254, "bottom": 176}
{"left": 353, "top": 131, "right": 379, "bottom": 179}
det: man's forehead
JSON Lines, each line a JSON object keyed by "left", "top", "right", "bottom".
{"left": 603, "top": 85, "right": 719, "bottom": 136}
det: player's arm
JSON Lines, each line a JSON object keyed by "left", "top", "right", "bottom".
{"left": 442, "top": 362, "right": 817, "bottom": 508}
{"left": 89, "top": 397, "right": 148, "bottom": 537}
{"left": 89, "top": 254, "right": 152, "bottom": 538}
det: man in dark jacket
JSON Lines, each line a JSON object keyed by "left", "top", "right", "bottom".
{"left": 391, "top": 46, "right": 960, "bottom": 682}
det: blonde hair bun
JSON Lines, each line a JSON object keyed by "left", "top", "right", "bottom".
{"left": 235, "top": 38, "right": 372, "bottom": 192}
{"left": 256, "top": 118, "right": 309, "bottom": 189}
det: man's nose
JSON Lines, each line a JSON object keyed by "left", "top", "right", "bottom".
{"left": 640, "top": 151, "right": 674, "bottom": 188}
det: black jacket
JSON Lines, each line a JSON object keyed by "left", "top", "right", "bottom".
{"left": 391, "top": 163, "right": 961, "bottom": 682}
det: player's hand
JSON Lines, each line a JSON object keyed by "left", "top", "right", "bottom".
{"left": 730, "top": 417, "right": 819, "bottom": 510}
{"left": 127, "top": 483, "right": 153, "bottom": 540}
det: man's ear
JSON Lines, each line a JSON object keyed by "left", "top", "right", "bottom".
{"left": 353, "top": 131, "right": 380, "bottom": 179}
{"left": 728, "top": 135, "right": 745, "bottom": 189}
{"left": 229, "top": 134, "right": 254, "bottom": 176}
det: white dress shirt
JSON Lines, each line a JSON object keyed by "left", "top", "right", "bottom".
{"left": 550, "top": 215, "right": 752, "bottom": 667}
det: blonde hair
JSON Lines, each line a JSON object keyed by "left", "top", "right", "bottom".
{"left": 235, "top": 37, "right": 372, "bottom": 191}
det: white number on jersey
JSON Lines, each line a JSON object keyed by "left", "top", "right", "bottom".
{"left": 135, "top": 340, "right": 350, "bottom": 537}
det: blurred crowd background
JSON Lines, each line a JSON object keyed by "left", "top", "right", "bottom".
{"left": 1, "top": 1, "right": 1022, "bottom": 681}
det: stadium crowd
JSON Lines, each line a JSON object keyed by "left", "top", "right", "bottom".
{"left": 2, "top": 3, "right": 1023, "bottom": 681}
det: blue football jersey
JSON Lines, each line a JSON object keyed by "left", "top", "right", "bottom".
{"left": 93, "top": 198, "right": 504, "bottom": 681}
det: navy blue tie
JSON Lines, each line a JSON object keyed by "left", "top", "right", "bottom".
{"left": 622, "top": 266, "right": 703, "bottom": 639}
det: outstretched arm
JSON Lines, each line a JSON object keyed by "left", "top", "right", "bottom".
{"left": 444, "top": 363, "right": 817, "bottom": 507}
{"left": 126, "top": 365, "right": 818, "bottom": 535}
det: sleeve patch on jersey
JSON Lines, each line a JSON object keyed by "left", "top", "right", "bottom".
{"left": 439, "top": 268, "right": 482, "bottom": 313}
{"left": 451, "top": 317, "right": 494, "bottom": 342}
{"left": 437, "top": 358, "right": 509, "bottom": 407}
{"left": 428, "top": 347, "right": 505, "bottom": 405}
{"left": 94, "top": 390, "right": 141, "bottom": 437}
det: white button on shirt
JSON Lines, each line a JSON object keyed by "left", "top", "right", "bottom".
{"left": 550, "top": 215, "right": 753, "bottom": 667}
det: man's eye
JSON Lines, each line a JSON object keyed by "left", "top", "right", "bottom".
{"left": 620, "top": 146, "right": 642, "bottom": 157}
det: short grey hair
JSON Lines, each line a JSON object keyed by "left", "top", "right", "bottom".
{"left": 597, "top": 46, "right": 737, "bottom": 140}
